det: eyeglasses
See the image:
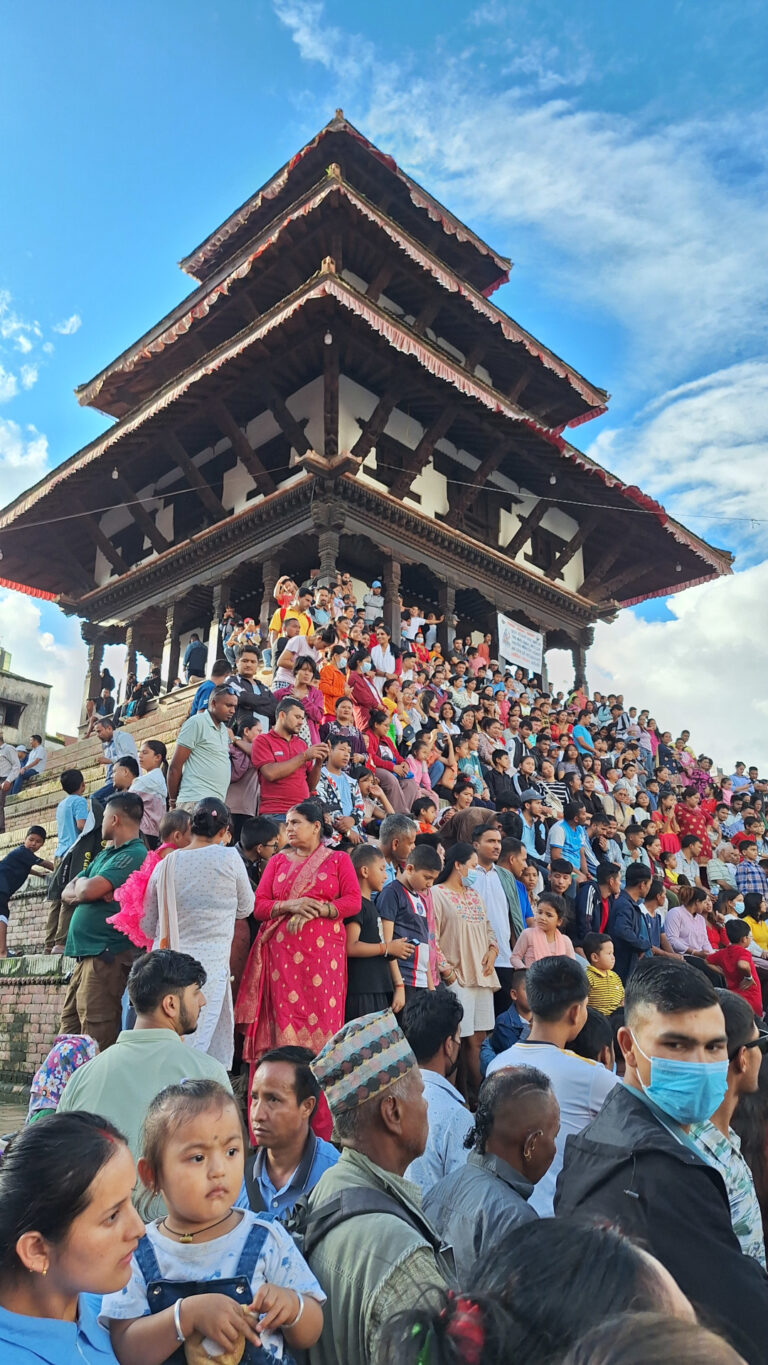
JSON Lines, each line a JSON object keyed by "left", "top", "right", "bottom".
{"left": 730, "top": 1028, "right": 768, "bottom": 1061}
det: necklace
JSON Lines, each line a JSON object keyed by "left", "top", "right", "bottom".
{"left": 160, "top": 1209, "right": 235, "bottom": 1243}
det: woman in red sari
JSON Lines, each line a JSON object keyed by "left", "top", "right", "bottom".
{"left": 235, "top": 799, "right": 361, "bottom": 1062}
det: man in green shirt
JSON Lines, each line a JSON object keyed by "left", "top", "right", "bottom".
{"left": 60, "top": 791, "right": 147, "bottom": 1050}
{"left": 168, "top": 686, "right": 237, "bottom": 812}
{"left": 59, "top": 948, "right": 232, "bottom": 1219}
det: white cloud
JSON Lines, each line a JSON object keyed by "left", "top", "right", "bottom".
{"left": 19, "top": 364, "right": 38, "bottom": 391}
{"left": 42, "top": 341, "right": 54, "bottom": 355}
{"left": 0, "top": 592, "right": 86, "bottom": 736}
{"left": 585, "top": 358, "right": 768, "bottom": 565}
{"left": 546, "top": 561, "right": 768, "bottom": 772}
{"left": 0, "top": 291, "right": 42, "bottom": 355}
{"left": 274, "top": 3, "right": 768, "bottom": 389}
{"left": 0, "top": 418, "right": 50, "bottom": 505}
{"left": 52, "top": 313, "right": 82, "bottom": 336}
{"left": 0, "top": 367, "right": 18, "bottom": 403}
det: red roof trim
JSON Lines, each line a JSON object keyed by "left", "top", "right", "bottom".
{"left": 179, "top": 114, "right": 511, "bottom": 287}
{"left": 78, "top": 175, "right": 606, "bottom": 416}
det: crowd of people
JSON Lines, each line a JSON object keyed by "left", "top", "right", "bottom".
{"left": 1, "top": 568, "right": 768, "bottom": 1363}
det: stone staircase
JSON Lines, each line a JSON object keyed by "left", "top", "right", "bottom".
{"left": 0, "top": 685, "right": 197, "bottom": 1096}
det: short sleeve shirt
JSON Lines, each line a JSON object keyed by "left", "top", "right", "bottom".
{"left": 251, "top": 729, "right": 311, "bottom": 814}
{"left": 0, "top": 845, "right": 41, "bottom": 898}
{"left": 65, "top": 838, "right": 148, "bottom": 957}
{"left": 101, "top": 1211, "right": 325, "bottom": 1359}
{"left": 56, "top": 793, "right": 89, "bottom": 858}
{"left": 175, "top": 710, "right": 232, "bottom": 803}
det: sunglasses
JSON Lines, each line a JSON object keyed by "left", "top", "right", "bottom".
{"left": 730, "top": 1028, "right": 768, "bottom": 1061}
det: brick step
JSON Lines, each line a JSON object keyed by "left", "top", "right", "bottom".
{"left": 7, "top": 885, "right": 57, "bottom": 956}
{"left": 0, "top": 955, "right": 76, "bottom": 1089}
{"left": 1, "top": 688, "right": 198, "bottom": 842}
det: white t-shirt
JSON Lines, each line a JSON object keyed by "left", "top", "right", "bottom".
{"left": 101, "top": 1210, "right": 324, "bottom": 1359}
{"left": 487, "top": 1040, "right": 618, "bottom": 1215}
{"left": 371, "top": 643, "right": 397, "bottom": 695}
{"left": 471, "top": 865, "right": 512, "bottom": 967}
{"left": 274, "top": 637, "right": 319, "bottom": 687}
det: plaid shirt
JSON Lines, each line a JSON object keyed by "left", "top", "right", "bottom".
{"left": 735, "top": 861, "right": 768, "bottom": 898}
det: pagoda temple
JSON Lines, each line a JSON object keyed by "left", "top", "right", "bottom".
{"left": 0, "top": 111, "right": 731, "bottom": 702}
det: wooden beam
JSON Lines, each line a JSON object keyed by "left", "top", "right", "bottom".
{"left": 390, "top": 405, "right": 459, "bottom": 500}
{"left": 260, "top": 377, "right": 312, "bottom": 456}
{"left": 579, "top": 546, "right": 622, "bottom": 597}
{"left": 452, "top": 438, "right": 507, "bottom": 521}
{"left": 508, "top": 370, "right": 533, "bottom": 405}
{"left": 84, "top": 515, "right": 130, "bottom": 577}
{"left": 351, "top": 386, "right": 402, "bottom": 460}
{"left": 596, "top": 559, "right": 657, "bottom": 602}
{"left": 365, "top": 261, "right": 394, "bottom": 302}
{"left": 412, "top": 299, "right": 439, "bottom": 336}
{"left": 166, "top": 431, "right": 228, "bottom": 522}
{"left": 463, "top": 342, "right": 487, "bottom": 374}
{"left": 503, "top": 499, "right": 548, "bottom": 558}
{"left": 115, "top": 473, "right": 171, "bottom": 555}
{"left": 211, "top": 399, "right": 275, "bottom": 496}
{"left": 545, "top": 511, "right": 601, "bottom": 581}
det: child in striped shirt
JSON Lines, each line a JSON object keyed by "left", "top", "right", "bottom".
{"left": 584, "top": 932, "right": 625, "bottom": 1016}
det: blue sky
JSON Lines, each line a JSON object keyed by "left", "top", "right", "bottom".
{"left": 1, "top": 1, "right": 768, "bottom": 763}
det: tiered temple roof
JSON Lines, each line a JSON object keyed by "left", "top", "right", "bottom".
{"left": 0, "top": 110, "right": 731, "bottom": 676}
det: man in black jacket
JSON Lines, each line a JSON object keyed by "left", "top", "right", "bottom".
{"left": 606, "top": 861, "right": 653, "bottom": 983}
{"left": 555, "top": 958, "right": 768, "bottom": 1365}
{"left": 229, "top": 644, "right": 277, "bottom": 729}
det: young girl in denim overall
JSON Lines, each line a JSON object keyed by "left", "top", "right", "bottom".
{"left": 101, "top": 1079, "right": 324, "bottom": 1364}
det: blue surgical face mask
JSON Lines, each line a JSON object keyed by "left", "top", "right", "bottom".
{"left": 632, "top": 1033, "right": 728, "bottom": 1125}
{"left": 734, "top": 901, "right": 745, "bottom": 915}
{"left": 460, "top": 875, "right": 472, "bottom": 888}
{"left": 361, "top": 661, "right": 372, "bottom": 673}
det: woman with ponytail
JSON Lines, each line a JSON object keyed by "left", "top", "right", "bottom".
{"left": 141, "top": 798, "right": 253, "bottom": 1067}
{"left": 377, "top": 1221, "right": 694, "bottom": 1365}
{"left": 132, "top": 740, "right": 168, "bottom": 847}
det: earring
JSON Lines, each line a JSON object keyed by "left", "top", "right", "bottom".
{"left": 40, "top": 1266, "right": 48, "bottom": 1277}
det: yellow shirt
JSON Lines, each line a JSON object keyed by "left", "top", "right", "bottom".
{"left": 745, "top": 917, "right": 768, "bottom": 951}
{"left": 586, "top": 963, "right": 625, "bottom": 1016}
{"left": 268, "top": 606, "right": 312, "bottom": 637}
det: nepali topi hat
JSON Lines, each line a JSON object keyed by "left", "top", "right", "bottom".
{"left": 310, "top": 1009, "right": 416, "bottom": 1117}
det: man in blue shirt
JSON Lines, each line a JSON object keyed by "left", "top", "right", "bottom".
{"left": 183, "top": 632, "right": 208, "bottom": 682}
{"left": 245, "top": 1046, "right": 338, "bottom": 1215}
{"left": 189, "top": 658, "right": 233, "bottom": 715}
{"left": 547, "top": 801, "right": 590, "bottom": 880}
{"left": 92, "top": 719, "right": 138, "bottom": 804}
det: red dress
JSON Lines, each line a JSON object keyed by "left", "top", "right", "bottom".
{"left": 675, "top": 803, "right": 713, "bottom": 860}
{"left": 235, "top": 844, "right": 361, "bottom": 1061}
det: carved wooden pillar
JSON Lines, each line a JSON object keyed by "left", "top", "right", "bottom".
{"left": 571, "top": 626, "right": 593, "bottom": 691}
{"left": 540, "top": 631, "right": 549, "bottom": 693}
{"left": 124, "top": 624, "right": 137, "bottom": 687}
{"left": 260, "top": 554, "right": 282, "bottom": 638}
{"left": 162, "top": 602, "right": 182, "bottom": 691}
{"left": 311, "top": 498, "right": 346, "bottom": 589}
{"left": 80, "top": 623, "right": 104, "bottom": 725}
{"left": 437, "top": 580, "right": 457, "bottom": 655}
{"left": 207, "top": 580, "right": 231, "bottom": 674}
{"left": 383, "top": 556, "right": 402, "bottom": 644}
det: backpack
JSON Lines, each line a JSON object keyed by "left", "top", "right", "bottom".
{"left": 281, "top": 1187, "right": 455, "bottom": 1275}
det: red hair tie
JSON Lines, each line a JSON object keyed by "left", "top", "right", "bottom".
{"left": 446, "top": 1294, "right": 484, "bottom": 1365}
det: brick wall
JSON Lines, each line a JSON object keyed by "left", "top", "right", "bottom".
{"left": 0, "top": 957, "right": 71, "bottom": 1093}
